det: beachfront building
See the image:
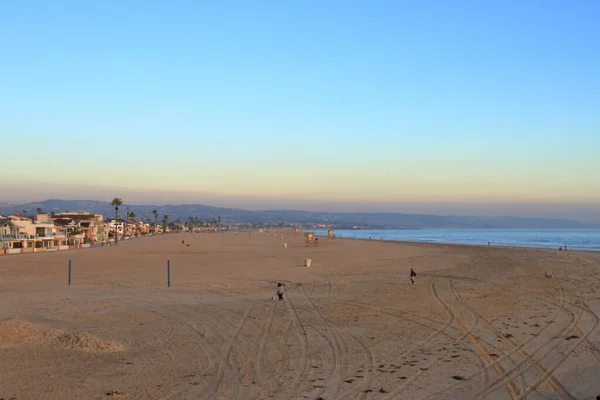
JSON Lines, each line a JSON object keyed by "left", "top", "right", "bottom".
{"left": 0, "top": 214, "right": 68, "bottom": 254}
{"left": 130, "top": 220, "right": 150, "bottom": 236}
{"left": 0, "top": 218, "right": 20, "bottom": 237}
{"left": 95, "top": 222, "right": 110, "bottom": 242}
{"left": 0, "top": 218, "right": 28, "bottom": 254}
{"left": 52, "top": 212, "right": 108, "bottom": 244}
{"left": 2, "top": 209, "right": 155, "bottom": 255}
{"left": 52, "top": 219, "right": 85, "bottom": 247}
{"left": 106, "top": 218, "right": 126, "bottom": 240}
{"left": 124, "top": 220, "right": 139, "bottom": 237}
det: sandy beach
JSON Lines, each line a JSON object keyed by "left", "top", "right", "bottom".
{"left": 1, "top": 231, "right": 599, "bottom": 400}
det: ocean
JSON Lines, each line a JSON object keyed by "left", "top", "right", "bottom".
{"left": 312, "top": 229, "right": 600, "bottom": 251}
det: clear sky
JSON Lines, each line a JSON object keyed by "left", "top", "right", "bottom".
{"left": 1, "top": 1, "right": 599, "bottom": 220}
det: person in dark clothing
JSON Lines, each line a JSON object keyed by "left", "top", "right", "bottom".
{"left": 276, "top": 283, "right": 285, "bottom": 301}
{"left": 410, "top": 268, "right": 417, "bottom": 284}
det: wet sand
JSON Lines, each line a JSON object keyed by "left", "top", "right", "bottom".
{"left": 1, "top": 231, "right": 599, "bottom": 400}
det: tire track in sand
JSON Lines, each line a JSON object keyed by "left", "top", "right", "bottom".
{"left": 298, "top": 283, "right": 344, "bottom": 400}
{"left": 283, "top": 288, "right": 311, "bottom": 398}
{"left": 197, "top": 304, "right": 253, "bottom": 400}
{"left": 382, "top": 277, "right": 480, "bottom": 400}
{"left": 137, "top": 301, "right": 226, "bottom": 400}
{"left": 419, "top": 271, "right": 572, "bottom": 400}
{"left": 450, "top": 279, "right": 577, "bottom": 399}
{"left": 334, "top": 297, "right": 528, "bottom": 398}
{"left": 249, "top": 301, "right": 276, "bottom": 400}
{"left": 330, "top": 318, "right": 374, "bottom": 400}
{"left": 170, "top": 301, "right": 260, "bottom": 399}
{"left": 463, "top": 276, "right": 586, "bottom": 400}
{"left": 523, "top": 264, "right": 600, "bottom": 364}
{"left": 306, "top": 274, "right": 374, "bottom": 400}
{"left": 439, "top": 279, "right": 512, "bottom": 398}
{"left": 511, "top": 273, "right": 599, "bottom": 400}
{"left": 445, "top": 279, "right": 519, "bottom": 399}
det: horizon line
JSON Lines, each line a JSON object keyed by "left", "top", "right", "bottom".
{"left": 1, "top": 198, "right": 598, "bottom": 224}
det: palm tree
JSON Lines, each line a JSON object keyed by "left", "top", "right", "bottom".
{"left": 36, "top": 207, "right": 43, "bottom": 214}
{"left": 124, "top": 207, "right": 130, "bottom": 236}
{"left": 162, "top": 214, "right": 169, "bottom": 234}
{"left": 151, "top": 210, "right": 158, "bottom": 233}
{"left": 110, "top": 198, "right": 123, "bottom": 243}
{"left": 128, "top": 211, "right": 136, "bottom": 236}
{"left": 174, "top": 219, "right": 182, "bottom": 232}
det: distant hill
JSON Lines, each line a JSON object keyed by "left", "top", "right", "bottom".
{"left": 0, "top": 199, "right": 597, "bottom": 229}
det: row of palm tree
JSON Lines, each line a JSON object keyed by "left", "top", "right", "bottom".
{"left": 110, "top": 198, "right": 227, "bottom": 238}
{"left": 185, "top": 216, "right": 222, "bottom": 231}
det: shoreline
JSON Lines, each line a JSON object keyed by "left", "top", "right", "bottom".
{"left": 313, "top": 231, "right": 600, "bottom": 252}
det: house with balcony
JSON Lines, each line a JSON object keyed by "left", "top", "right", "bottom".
{"left": 0, "top": 214, "right": 67, "bottom": 253}
{"left": 123, "top": 220, "right": 148, "bottom": 237}
{"left": 1, "top": 218, "right": 22, "bottom": 237}
{"left": 0, "top": 218, "right": 29, "bottom": 254}
{"left": 52, "top": 219, "right": 85, "bottom": 247}
{"left": 4, "top": 214, "right": 37, "bottom": 252}
{"left": 30, "top": 220, "right": 66, "bottom": 251}
{"left": 52, "top": 212, "right": 106, "bottom": 243}
{"left": 136, "top": 221, "right": 150, "bottom": 236}
{"left": 95, "top": 222, "right": 109, "bottom": 243}
{"left": 35, "top": 222, "right": 67, "bottom": 251}
{"left": 106, "top": 218, "right": 126, "bottom": 241}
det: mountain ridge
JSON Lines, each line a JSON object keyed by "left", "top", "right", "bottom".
{"left": 1, "top": 199, "right": 597, "bottom": 229}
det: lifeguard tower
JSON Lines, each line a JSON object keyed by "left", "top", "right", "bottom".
{"left": 305, "top": 232, "right": 318, "bottom": 247}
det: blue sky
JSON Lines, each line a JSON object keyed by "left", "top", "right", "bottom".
{"left": 1, "top": 1, "right": 599, "bottom": 219}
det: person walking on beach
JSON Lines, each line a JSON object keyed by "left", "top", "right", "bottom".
{"left": 276, "top": 283, "right": 285, "bottom": 301}
{"left": 410, "top": 268, "right": 417, "bottom": 285}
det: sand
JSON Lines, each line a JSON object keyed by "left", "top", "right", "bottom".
{"left": 0, "top": 231, "right": 599, "bottom": 400}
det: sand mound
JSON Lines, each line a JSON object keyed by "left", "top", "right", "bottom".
{"left": 55, "top": 331, "right": 124, "bottom": 353}
{"left": 0, "top": 318, "right": 59, "bottom": 348}
{"left": 0, "top": 318, "right": 124, "bottom": 353}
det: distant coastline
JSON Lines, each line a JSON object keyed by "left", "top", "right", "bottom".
{"left": 2, "top": 199, "right": 597, "bottom": 230}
